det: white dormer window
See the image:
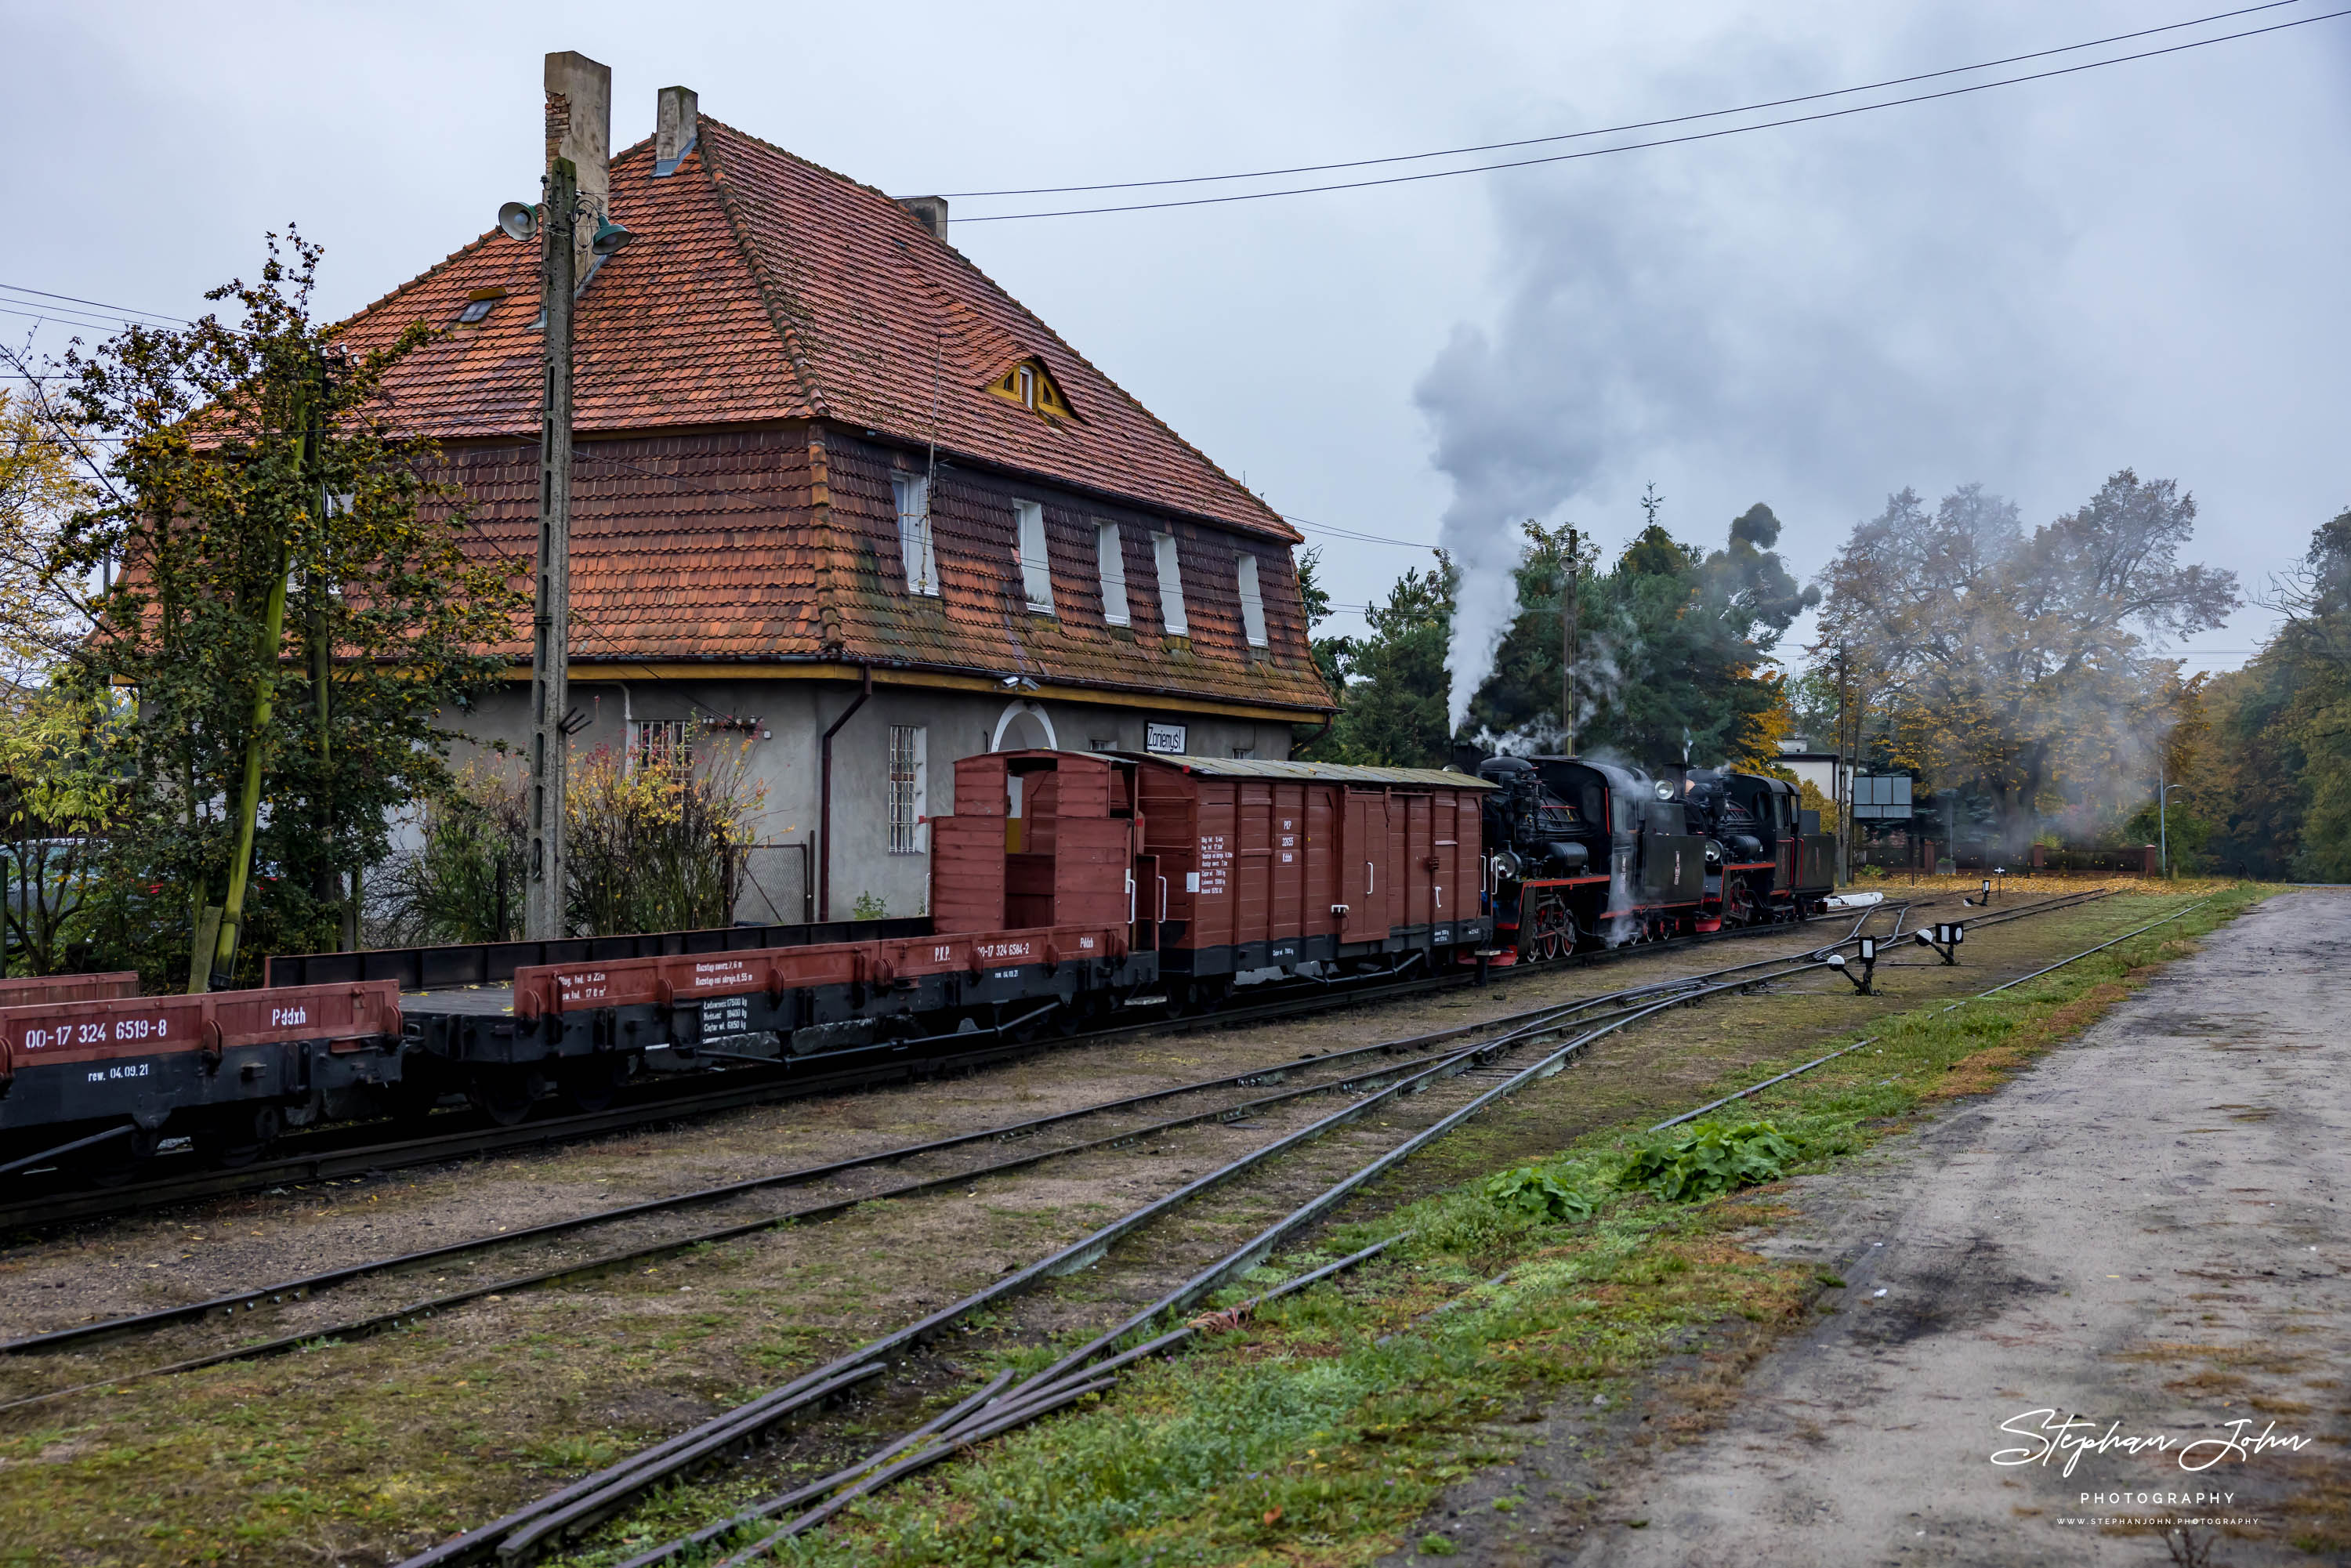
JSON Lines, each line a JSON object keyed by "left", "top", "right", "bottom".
{"left": 1015, "top": 499, "right": 1054, "bottom": 614}
{"left": 1153, "top": 531, "right": 1188, "bottom": 636}
{"left": 1016, "top": 364, "right": 1036, "bottom": 407}
{"left": 893, "top": 473, "right": 939, "bottom": 596}
{"left": 1096, "top": 522, "right": 1130, "bottom": 626}
{"left": 1236, "top": 552, "right": 1268, "bottom": 648}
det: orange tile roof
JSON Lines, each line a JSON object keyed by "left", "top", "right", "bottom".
{"left": 344, "top": 118, "right": 1298, "bottom": 544}
{"left": 346, "top": 116, "right": 1331, "bottom": 716}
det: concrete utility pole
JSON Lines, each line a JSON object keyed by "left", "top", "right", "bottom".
{"left": 1560, "top": 525, "right": 1581, "bottom": 755}
{"left": 526, "top": 156, "right": 577, "bottom": 942}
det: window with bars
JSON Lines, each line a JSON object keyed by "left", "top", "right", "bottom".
{"left": 889, "top": 724, "right": 928, "bottom": 854}
{"left": 892, "top": 473, "right": 940, "bottom": 596}
{"left": 629, "top": 719, "right": 694, "bottom": 774}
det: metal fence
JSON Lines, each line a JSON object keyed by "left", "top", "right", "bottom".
{"left": 738, "top": 838, "right": 815, "bottom": 925}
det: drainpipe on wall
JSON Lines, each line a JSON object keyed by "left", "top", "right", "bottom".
{"left": 1296, "top": 712, "right": 1334, "bottom": 758}
{"left": 818, "top": 664, "right": 873, "bottom": 922}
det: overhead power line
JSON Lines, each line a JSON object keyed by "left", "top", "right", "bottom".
{"left": 0, "top": 282, "right": 190, "bottom": 328}
{"left": 951, "top": 5, "right": 2349, "bottom": 223}
{"left": 939, "top": 1, "right": 2316, "bottom": 200}
{"left": 1284, "top": 513, "right": 1440, "bottom": 550}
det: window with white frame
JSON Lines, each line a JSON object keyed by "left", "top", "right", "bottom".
{"left": 888, "top": 724, "right": 928, "bottom": 853}
{"left": 1235, "top": 552, "right": 1268, "bottom": 648}
{"left": 1096, "top": 521, "right": 1129, "bottom": 626}
{"left": 1152, "top": 531, "right": 1187, "bottom": 636}
{"left": 629, "top": 719, "right": 693, "bottom": 775}
{"left": 892, "top": 473, "right": 940, "bottom": 596}
{"left": 1014, "top": 499, "right": 1054, "bottom": 614}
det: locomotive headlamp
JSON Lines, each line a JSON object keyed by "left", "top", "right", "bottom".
{"left": 1654, "top": 780, "right": 1675, "bottom": 801}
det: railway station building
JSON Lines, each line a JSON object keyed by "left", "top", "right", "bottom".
{"left": 339, "top": 54, "right": 1335, "bottom": 927}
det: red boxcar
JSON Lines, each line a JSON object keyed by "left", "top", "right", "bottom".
{"left": 937, "top": 751, "right": 1494, "bottom": 998}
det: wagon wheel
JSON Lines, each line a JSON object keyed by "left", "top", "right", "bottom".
{"left": 84, "top": 1125, "right": 162, "bottom": 1188}
{"left": 562, "top": 1053, "right": 626, "bottom": 1114}
{"left": 471, "top": 1067, "right": 544, "bottom": 1128}
{"left": 195, "top": 1105, "right": 284, "bottom": 1169}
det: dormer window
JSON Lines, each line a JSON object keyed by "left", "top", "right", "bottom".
{"left": 457, "top": 287, "right": 507, "bottom": 324}
{"left": 986, "top": 357, "right": 1074, "bottom": 422}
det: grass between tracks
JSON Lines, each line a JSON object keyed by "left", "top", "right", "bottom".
{"left": 556, "top": 886, "right": 2268, "bottom": 1568}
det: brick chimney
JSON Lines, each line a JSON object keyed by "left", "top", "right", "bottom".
{"left": 898, "top": 195, "right": 949, "bottom": 243}
{"left": 544, "top": 51, "right": 612, "bottom": 279}
{"left": 654, "top": 85, "right": 698, "bottom": 176}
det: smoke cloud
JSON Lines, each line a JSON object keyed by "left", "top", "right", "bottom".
{"left": 1413, "top": 2, "right": 2351, "bottom": 730}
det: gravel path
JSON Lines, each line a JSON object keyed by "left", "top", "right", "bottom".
{"left": 1407, "top": 892, "right": 2348, "bottom": 1566}
{"left": 1553, "top": 890, "right": 2351, "bottom": 1566}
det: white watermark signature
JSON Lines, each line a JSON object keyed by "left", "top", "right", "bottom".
{"left": 1991, "top": 1409, "right": 2311, "bottom": 1479}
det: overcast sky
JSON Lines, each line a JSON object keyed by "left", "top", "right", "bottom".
{"left": 5, "top": 0, "right": 2346, "bottom": 693}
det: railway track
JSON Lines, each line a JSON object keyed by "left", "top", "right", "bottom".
{"left": 597, "top": 887, "right": 2175, "bottom": 1568}
{"left": 0, "top": 889, "right": 2119, "bottom": 1567}
{"left": 397, "top": 894, "right": 2172, "bottom": 1568}
{"left": 0, "top": 919, "right": 1907, "bottom": 1410}
{"left": 0, "top": 895, "right": 2020, "bottom": 1233}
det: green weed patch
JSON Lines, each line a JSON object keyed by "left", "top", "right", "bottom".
{"left": 1617, "top": 1121, "right": 1799, "bottom": 1202}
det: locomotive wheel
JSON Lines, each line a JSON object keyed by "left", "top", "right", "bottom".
{"left": 1724, "top": 875, "right": 1757, "bottom": 927}
{"left": 1531, "top": 897, "right": 1571, "bottom": 961}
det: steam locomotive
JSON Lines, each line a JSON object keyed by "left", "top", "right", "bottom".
{"left": 1474, "top": 755, "right": 1839, "bottom": 958}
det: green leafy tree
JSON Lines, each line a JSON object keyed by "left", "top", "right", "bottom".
{"left": 1464, "top": 503, "right": 1816, "bottom": 769}
{"left": 1290, "top": 546, "right": 1354, "bottom": 757}
{"left": 41, "top": 231, "right": 520, "bottom": 985}
{"left": 1323, "top": 556, "right": 1457, "bottom": 767}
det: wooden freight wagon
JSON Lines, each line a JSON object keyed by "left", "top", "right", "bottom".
{"left": 1124, "top": 754, "right": 1494, "bottom": 986}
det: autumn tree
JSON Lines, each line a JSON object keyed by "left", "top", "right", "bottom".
{"left": 29, "top": 232, "right": 519, "bottom": 983}
{"left": 1814, "top": 474, "right": 2236, "bottom": 851}
{"left": 2172, "top": 508, "right": 2351, "bottom": 878}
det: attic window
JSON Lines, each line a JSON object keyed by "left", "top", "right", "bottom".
{"left": 986, "top": 357, "right": 1074, "bottom": 421}
{"left": 457, "top": 287, "right": 508, "bottom": 324}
